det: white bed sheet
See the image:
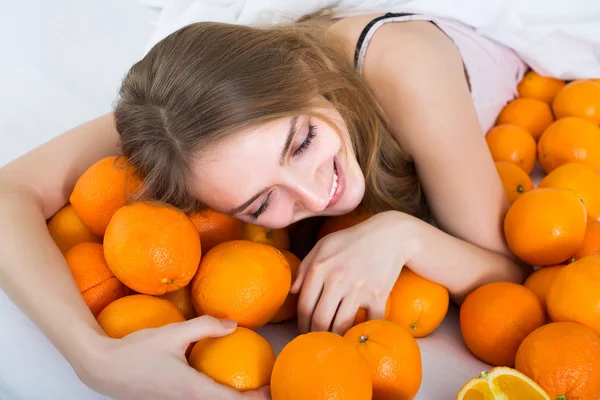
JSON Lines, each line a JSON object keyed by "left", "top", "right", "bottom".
{"left": 0, "top": 1, "right": 490, "bottom": 399}
{"left": 0, "top": 0, "right": 158, "bottom": 166}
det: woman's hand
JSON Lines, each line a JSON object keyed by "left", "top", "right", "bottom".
{"left": 290, "top": 211, "right": 421, "bottom": 335}
{"left": 78, "top": 316, "right": 271, "bottom": 400}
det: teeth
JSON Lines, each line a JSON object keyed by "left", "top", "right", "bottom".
{"left": 329, "top": 170, "right": 338, "bottom": 200}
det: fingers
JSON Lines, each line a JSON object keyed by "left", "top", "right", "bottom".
{"left": 311, "top": 282, "right": 344, "bottom": 332}
{"left": 366, "top": 297, "right": 387, "bottom": 321}
{"left": 296, "top": 266, "right": 324, "bottom": 334}
{"left": 290, "top": 244, "right": 318, "bottom": 294}
{"left": 166, "top": 315, "right": 237, "bottom": 347}
{"left": 331, "top": 295, "right": 360, "bottom": 336}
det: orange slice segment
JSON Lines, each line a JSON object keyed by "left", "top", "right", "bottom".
{"left": 457, "top": 368, "right": 550, "bottom": 400}
{"left": 457, "top": 372, "right": 495, "bottom": 400}
{"left": 488, "top": 367, "right": 550, "bottom": 400}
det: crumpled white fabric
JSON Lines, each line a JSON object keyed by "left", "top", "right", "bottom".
{"left": 139, "top": 0, "right": 600, "bottom": 79}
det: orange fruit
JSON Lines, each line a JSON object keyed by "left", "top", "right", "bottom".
{"left": 539, "top": 162, "right": 600, "bottom": 221}
{"left": 47, "top": 204, "right": 102, "bottom": 253}
{"left": 457, "top": 367, "right": 550, "bottom": 400}
{"left": 188, "top": 327, "right": 275, "bottom": 392}
{"left": 546, "top": 256, "right": 600, "bottom": 335}
{"left": 537, "top": 117, "right": 600, "bottom": 173}
{"left": 352, "top": 297, "right": 391, "bottom": 328}
{"left": 523, "top": 265, "right": 565, "bottom": 316}
{"left": 104, "top": 202, "right": 201, "bottom": 295}
{"left": 574, "top": 220, "right": 600, "bottom": 260}
{"left": 189, "top": 208, "right": 242, "bottom": 252}
{"left": 387, "top": 268, "right": 449, "bottom": 337}
{"left": 344, "top": 320, "right": 421, "bottom": 400}
{"left": 270, "top": 331, "right": 372, "bottom": 400}
{"left": 457, "top": 372, "right": 495, "bottom": 400}
{"left": 486, "top": 124, "right": 537, "bottom": 173}
{"left": 158, "top": 286, "right": 196, "bottom": 320}
{"left": 460, "top": 282, "right": 544, "bottom": 367}
{"left": 64, "top": 243, "right": 126, "bottom": 316}
{"left": 516, "top": 322, "right": 600, "bottom": 399}
{"left": 517, "top": 70, "right": 566, "bottom": 104}
{"left": 191, "top": 240, "right": 291, "bottom": 329}
{"left": 504, "top": 188, "right": 587, "bottom": 266}
{"left": 496, "top": 98, "right": 554, "bottom": 140}
{"left": 495, "top": 161, "right": 534, "bottom": 204}
{"left": 270, "top": 251, "right": 301, "bottom": 323}
{"left": 552, "top": 80, "right": 600, "bottom": 125}
{"left": 317, "top": 207, "right": 373, "bottom": 240}
{"left": 242, "top": 223, "right": 289, "bottom": 250}
{"left": 97, "top": 294, "right": 185, "bottom": 338}
{"left": 70, "top": 156, "right": 142, "bottom": 236}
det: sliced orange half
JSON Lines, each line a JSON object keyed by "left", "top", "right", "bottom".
{"left": 457, "top": 371, "right": 495, "bottom": 400}
{"left": 457, "top": 367, "right": 550, "bottom": 400}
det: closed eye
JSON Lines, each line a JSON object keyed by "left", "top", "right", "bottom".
{"left": 249, "top": 191, "right": 272, "bottom": 222}
{"left": 249, "top": 121, "right": 317, "bottom": 222}
{"left": 293, "top": 123, "right": 317, "bottom": 157}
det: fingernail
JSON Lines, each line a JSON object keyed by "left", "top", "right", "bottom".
{"left": 290, "top": 281, "right": 300, "bottom": 293}
{"left": 220, "top": 319, "right": 237, "bottom": 329}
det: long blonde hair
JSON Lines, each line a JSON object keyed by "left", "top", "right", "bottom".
{"left": 114, "top": 20, "right": 429, "bottom": 219}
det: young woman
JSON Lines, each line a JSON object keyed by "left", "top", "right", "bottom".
{"left": 0, "top": 11, "right": 528, "bottom": 400}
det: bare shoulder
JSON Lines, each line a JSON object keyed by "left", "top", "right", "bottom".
{"left": 326, "top": 14, "right": 384, "bottom": 65}
{"left": 327, "top": 15, "right": 463, "bottom": 77}
{"left": 330, "top": 16, "right": 471, "bottom": 151}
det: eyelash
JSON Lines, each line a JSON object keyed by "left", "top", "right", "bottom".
{"left": 292, "top": 123, "right": 317, "bottom": 157}
{"left": 249, "top": 123, "right": 317, "bottom": 221}
{"left": 250, "top": 191, "right": 272, "bottom": 222}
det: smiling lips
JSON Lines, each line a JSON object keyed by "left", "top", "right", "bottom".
{"left": 327, "top": 156, "right": 344, "bottom": 208}
{"left": 329, "top": 164, "right": 338, "bottom": 201}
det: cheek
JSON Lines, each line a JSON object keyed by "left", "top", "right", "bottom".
{"left": 194, "top": 191, "right": 230, "bottom": 214}
{"left": 317, "top": 124, "right": 344, "bottom": 155}
{"left": 190, "top": 175, "right": 237, "bottom": 213}
{"left": 258, "top": 191, "right": 296, "bottom": 229}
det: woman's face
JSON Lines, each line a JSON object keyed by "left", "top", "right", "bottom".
{"left": 191, "top": 107, "right": 365, "bottom": 228}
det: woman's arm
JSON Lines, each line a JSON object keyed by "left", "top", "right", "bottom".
{"left": 387, "top": 211, "right": 526, "bottom": 303}
{"left": 363, "top": 22, "right": 527, "bottom": 300}
{"left": 0, "top": 114, "right": 121, "bottom": 368}
{"left": 0, "top": 115, "right": 269, "bottom": 399}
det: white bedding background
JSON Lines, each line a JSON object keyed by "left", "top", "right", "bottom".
{"left": 0, "top": 0, "right": 157, "bottom": 167}
{"left": 141, "top": 0, "right": 600, "bottom": 79}
{"left": 0, "top": 1, "right": 157, "bottom": 398}
{"left": 0, "top": 0, "right": 596, "bottom": 399}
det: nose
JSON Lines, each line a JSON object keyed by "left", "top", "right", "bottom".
{"left": 292, "top": 164, "right": 331, "bottom": 213}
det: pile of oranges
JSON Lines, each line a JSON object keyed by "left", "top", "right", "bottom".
{"left": 458, "top": 74, "right": 600, "bottom": 399}
{"left": 46, "top": 73, "right": 600, "bottom": 400}
{"left": 47, "top": 155, "right": 449, "bottom": 398}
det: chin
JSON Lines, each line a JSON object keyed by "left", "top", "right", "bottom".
{"left": 329, "top": 179, "right": 365, "bottom": 216}
{"left": 334, "top": 156, "right": 365, "bottom": 214}
{"left": 341, "top": 186, "right": 365, "bottom": 214}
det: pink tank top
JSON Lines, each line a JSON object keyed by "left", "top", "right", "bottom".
{"left": 354, "top": 13, "right": 528, "bottom": 133}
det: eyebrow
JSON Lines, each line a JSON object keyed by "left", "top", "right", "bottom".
{"left": 280, "top": 116, "right": 299, "bottom": 166}
{"left": 228, "top": 116, "right": 298, "bottom": 215}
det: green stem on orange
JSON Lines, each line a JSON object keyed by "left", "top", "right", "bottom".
{"left": 359, "top": 335, "right": 368, "bottom": 343}
{"left": 478, "top": 371, "right": 489, "bottom": 379}
{"left": 556, "top": 396, "right": 566, "bottom": 400}
{"left": 410, "top": 323, "right": 417, "bottom": 330}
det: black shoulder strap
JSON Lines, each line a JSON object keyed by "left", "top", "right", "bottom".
{"left": 354, "top": 12, "right": 413, "bottom": 69}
